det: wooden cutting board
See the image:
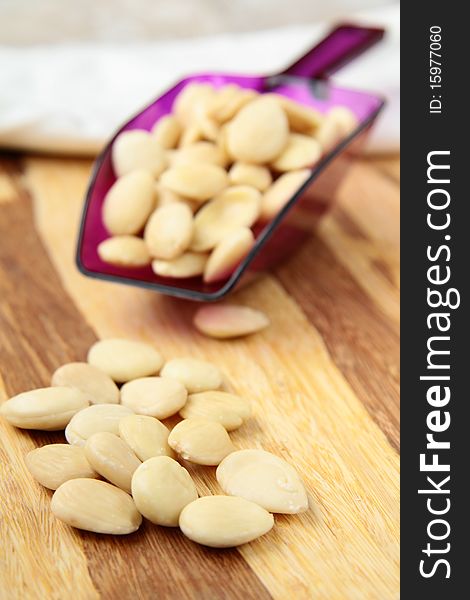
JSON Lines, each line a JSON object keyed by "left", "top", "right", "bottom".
{"left": 0, "top": 153, "right": 399, "bottom": 600}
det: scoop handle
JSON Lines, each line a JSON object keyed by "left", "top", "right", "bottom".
{"left": 281, "top": 23, "right": 384, "bottom": 80}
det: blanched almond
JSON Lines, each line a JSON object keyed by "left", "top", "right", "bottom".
{"left": 216, "top": 449, "right": 308, "bottom": 514}
{"left": 178, "top": 122, "right": 205, "bottom": 147}
{"left": 170, "top": 141, "right": 227, "bottom": 167}
{"left": 271, "top": 134, "right": 322, "bottom": 172}
{"left": 226, "top": 96, "right": 289, "bottom": 163}
{"left": 260, "top": 169, "right": 310, "bottom": 220}
{"left": 160, "top": 164, "right": 228, "bottom": 201}
{"left": 65, "top": 404, "right": 134, "bottom": 446}
{"left": 209, "top": 87, "right": 258, "bottom": 123}
{"left": 0, "top": 387, "right": 90, "bottom": 431}
{"left": 161, "top": 357, "right": 222, "bottom": 393}
{"left": 216, "top": 124, "right": 231, "bottom": 161}
{"left": 207, "top": 84, "right": 241, "bottom": 120}
{"left": 179, "top": 495, "right": 274, "bottom": 548}
{"left": 268, "top": 94, "right": 323, "bottom": 133}
{"left": 228, "top": 163, "right": 272, "bottom": 191}
{"left": 85, "top": 432, "right": 141, "bottom": 493}
{"left": 173, "top": 83, "right": 216, "bottom": 125}
{"left": 120, "top": 377, "right": 187, "bottom": 419}
{"left": 328, "top": 106, "right": 359, "bottom": 137}
{"left": 131, "top": 456, "right": 198, "bottom": 526}
{"left": 112, "top": 129, "right": 167, "bottom": 177}
{"left": 313, "top": 116, "right": 342, "bottom": 153}
{"left": 119, "top": 414, "right": 175, "bottom": 461}
{"left": 51, "top": 478, "right": 142, "bottom": 534}
{"left": 152, "top": 252, "right": 208, "bottom": 278}
{"left": 97, "top": 236, "right": 151, "bottom": 267}
{"left": 87, "top": 338, "right": 164, "bottom": 383}
{"left": 155, "top": 184, "right": 200, "bottom": 213}
{"left": 203, "top": 227, "right": 254, "bottom": 283}
{"left": 144, "top": 203, "right": 193, "bottom": 260}
{"left": 51, "top": 362, "right": 120, "bottom": 405}
{"left": 190, "top": 186, "right": 260, "bottom": 252}
{"left": 180, "top": 391, "right": 251, "bottom": 431}
{"left": 102, "top": 170, "right": 155, "bottom": 236}
{"left": 25, "top": 444, "right": 98, "bottom": 490}
{"left": 193, "top": 304, "right": 269, "bottom": 339}
{"left": 168, "top": 418, "right": 234, "bottom": 465}
{"left": 197, "top": 116, "right": 219, "bottom": 142}
{"left": 152, "top": 115, "right": 181, "bottom": 148}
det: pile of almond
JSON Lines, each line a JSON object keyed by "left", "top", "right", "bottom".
{"left": 99, "top": 82, "right": 358, "bottom": 282}
{"left": 1, "top": 338, "right": 308, "bottom": 547}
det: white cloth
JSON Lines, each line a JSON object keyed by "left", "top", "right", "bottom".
{"left": 0, "top": 5, "right": 399, "bottom": 155}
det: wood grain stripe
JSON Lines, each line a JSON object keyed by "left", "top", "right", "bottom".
{"left": 322, "top": 161, "right": 400, "bottom": 323}
{"left": 0, "top": 159, "right": 271, "bottom": 600}
{"left": 0, "top": 172, "right": 17, "bottom": 204}
{"left": 367, "top": 156, "right": 400, "bottom": 183}
{"left": 275, "top": 228, "right": 400, "bottom": 451}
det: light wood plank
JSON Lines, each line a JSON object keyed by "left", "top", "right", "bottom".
{"left": 317, "top": 160, "right": 400, "bottom": 324}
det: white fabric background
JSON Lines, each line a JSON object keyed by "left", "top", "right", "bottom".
{"left": 0, "top": 3, "right": 399, "bottom": 155}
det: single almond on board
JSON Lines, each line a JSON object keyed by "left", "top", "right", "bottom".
{"left": 168, "top": 418, "right": 234, "bottom": 465}
{"left": 216, "top": 449, "right": 308, "bottom": 514}
{"left": 160, "top": 164, "right": 228, "bottom": 201}
{"left": 131, "top": 456, "right": 198, "bottom": 526}
{"left": 87, "top": 338, "right": 163, "bottom": 383}
{"left": 226, "top": 96, "right": 289, "bottom": 163}
{"left": 112, "top": 129, "right": 167, "bottom": 177}
{"left": 170, "top": 141, "right": 227, "bottom": 167}
{"left": 51, "top": 478, "right": 142, "bottom": 535}
{"left": 120, "top": 377, "right": 187, "bottom": 419}
{"left": 119, "top": 414, "right": 175, "bottom": 461}
{"left": 152, "top": 115, "right": 181, "bottom": 148}
{"left": 85, "top": 432, "right": 141, "bottom": 493}
{"left": 102, "top": 170, "right": 155, "bottom": 236}
{"left": 65, "top": 404, "right": 134, "bottom": 447}
{"left": 0, "top": 387, "right": 90, "bottom": 431}
{"left": 228, "top": 163, "right": 272, "bottom": 192}
{"left": 180, "top": 391, "right": 251, "bottom": 431}
{"left": 271, "top": 134, "right": 322, "bottom": 172}
{"left": 260, "top": 169, "right": 310, "bottom": 220}
{"left": 190, "top": 186, "right": 260, "bottom": 252}
{"left": 203, "top": 227, "right": 254, "bottom": 283}
{"left": 193, "top": 304, "right": 269, "bottom": 339}
{"left": 25, "top": 444, "right": 98, "bottom": 490}
{"left": 97, "top": 236, "right": 151, "bottom": 267}
{"left": 161, "top": 358, "right": 222, "bottom": 393}
{"left": 51, "top": 362, "right": 120, "bottom": 405}
{"left": 151, "top": 252, "right": 208, "bottom": 279}
{"left": 144, "top": 203, "right": 193, "bottom": 260}
{"left": 179, "top": 495, "right": 274, "bottom": 548}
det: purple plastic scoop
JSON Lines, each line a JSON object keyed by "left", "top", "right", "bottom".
{"left": 77, "top": 23, "right": 386, "bottom": 301}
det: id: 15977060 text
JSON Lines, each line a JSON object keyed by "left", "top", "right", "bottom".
{"left": 429, "top": 25, "right": 443, "bottom": 114}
